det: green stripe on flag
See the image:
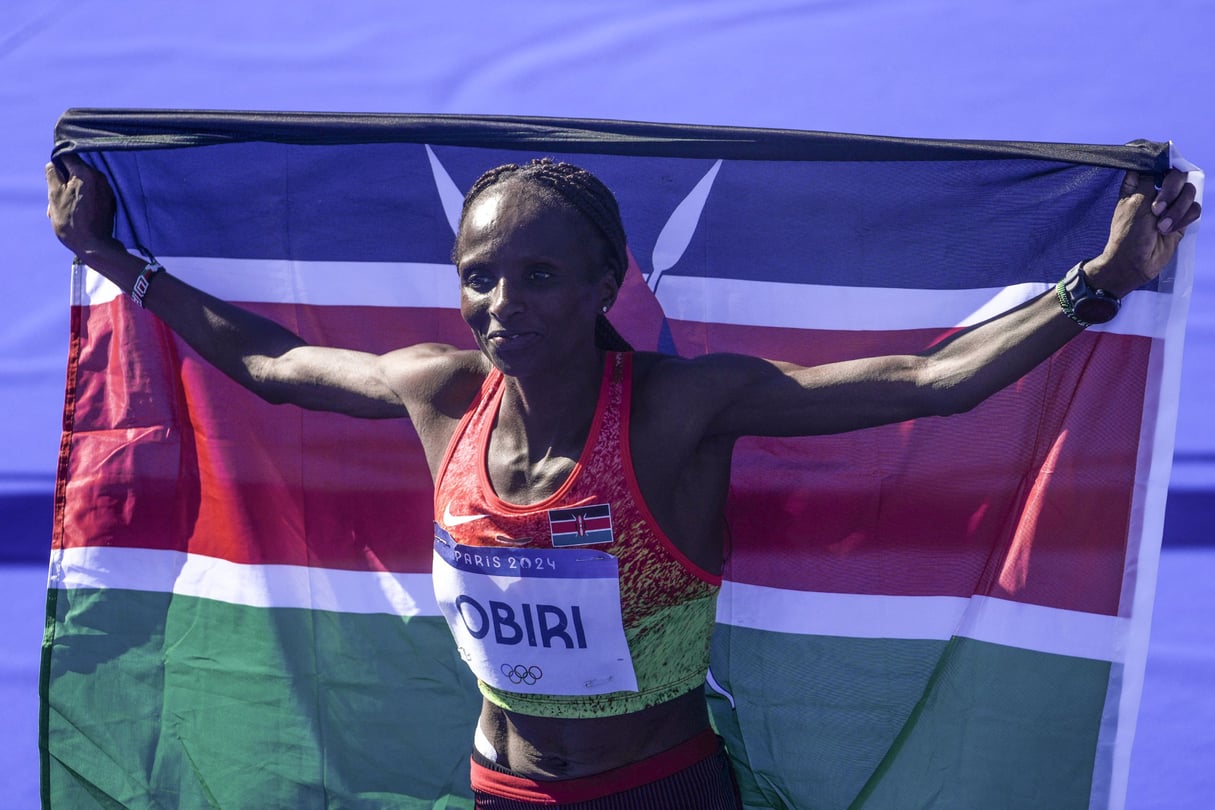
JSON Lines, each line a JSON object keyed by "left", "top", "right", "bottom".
{"left": 42, "top": 587, "right": 480, "bottom": 809}
{"left": 709, "top": 625, "right": 1109, "bottom": 809}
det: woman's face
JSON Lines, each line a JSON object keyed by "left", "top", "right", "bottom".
{"left": 455, "top": 182, "right": 617, "bottom": 378}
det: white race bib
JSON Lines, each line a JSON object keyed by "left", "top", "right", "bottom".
{"left": 432, "top": 525, "right": 638, "bottom": 696}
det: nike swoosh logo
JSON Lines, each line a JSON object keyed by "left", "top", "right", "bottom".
{"left": 443, "top": 503, "right": 489, "bottom": 527}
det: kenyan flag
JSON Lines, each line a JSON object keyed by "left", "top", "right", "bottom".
{"left": 548, "top": 504, "right": 614, "bottom": 547}
{"left": 42, "top": 110, "right": 1195, "bottom": 809}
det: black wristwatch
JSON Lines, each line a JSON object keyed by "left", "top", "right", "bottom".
{"left": 1056, "top": 261, "right": 1120, "bottom": 327}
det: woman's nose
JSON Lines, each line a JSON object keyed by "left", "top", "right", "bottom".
{"left": 488, "top": 277, "right": 523, "bottom": 319}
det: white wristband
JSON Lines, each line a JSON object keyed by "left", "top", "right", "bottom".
{"left": 130, "top": 262, "right": 164, "bottom": 309}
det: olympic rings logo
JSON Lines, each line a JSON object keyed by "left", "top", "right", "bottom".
{"left": 501, "top": 663, "right": 543, "bottom": 685}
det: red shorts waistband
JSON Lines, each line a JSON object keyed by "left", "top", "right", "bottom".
{"left": 470, "top": 728, "right": 720, "bottom": 804}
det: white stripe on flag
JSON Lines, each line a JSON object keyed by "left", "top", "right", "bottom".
{"left": 717, "top": 580, "right": 1129, "bottom": 663}
{"left": 79, "top": 258, "right": 1169, "bottom": 338}
{"left": 50, "top": 546, "right": 439, "bottom": 617}
{"left": 657, "top": 275, "right": 1169, "bottom": 337}
{"left": 50, "top": 546, "right": 1124, "bottom": 662}
{"left": 82, "top": 257, "right": 459, "bottom": 309}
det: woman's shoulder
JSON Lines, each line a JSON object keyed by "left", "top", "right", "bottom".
{"left": 628, "top": 349, "right": 763, "bottom": 390}
{"left": 380, "top": 344, "right": 491, "bottom": 418}
{"left": 626, "top": 350, "right": 742, "bottom": 429}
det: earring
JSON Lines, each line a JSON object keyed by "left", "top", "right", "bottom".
{"left": 601, "top": 304, "right": 610, "bottom": 313}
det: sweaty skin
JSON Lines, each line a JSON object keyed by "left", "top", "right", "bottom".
{"left": 47, "top": 155, "right": 1200, "bottom": 780}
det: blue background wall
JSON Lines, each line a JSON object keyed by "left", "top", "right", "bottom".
{"left": 2, "top": 1, "right": 1211, "bottom": 807}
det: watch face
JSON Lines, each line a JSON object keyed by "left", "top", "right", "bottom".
{"left": 1074, "top": 295, "right": 1119, "bottom": 324}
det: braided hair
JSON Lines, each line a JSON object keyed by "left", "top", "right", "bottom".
{"left": 455, "top": 158, "right": 633, "bottom": 352}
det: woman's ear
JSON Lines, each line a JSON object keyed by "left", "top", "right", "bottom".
{"left": 598, "top": 281, "right": 618, "bottom": 314}
{"left": 597, "top": 261, "right": 621, "bottom": 314}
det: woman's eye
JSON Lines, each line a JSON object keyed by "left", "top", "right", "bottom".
{"left": 463, "top": 274, "right": 494, "bottom": 293}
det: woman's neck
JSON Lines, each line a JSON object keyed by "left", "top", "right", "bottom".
{"left": 496, "top": 349, "right": 606, "bottom": 463}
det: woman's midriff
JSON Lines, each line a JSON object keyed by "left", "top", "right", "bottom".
{"left": 477, "top": 688, "right": 711, "bottom": 780}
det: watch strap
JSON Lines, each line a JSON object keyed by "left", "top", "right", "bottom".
{"left": 1056, "top": 261, "right": 1120, "bottom": 328}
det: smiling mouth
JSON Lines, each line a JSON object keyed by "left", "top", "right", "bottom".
{"left": 487, "top": 330, "right": 538, "bottom": 344}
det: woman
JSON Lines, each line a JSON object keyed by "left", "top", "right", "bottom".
{"left": 47, "top": 153, "right": 1198, "bottom": 808}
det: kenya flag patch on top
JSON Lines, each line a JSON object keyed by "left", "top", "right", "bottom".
{"left": 548, "top": 503, "right": 614, "bottom": 547}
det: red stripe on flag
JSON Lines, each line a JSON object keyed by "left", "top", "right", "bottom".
{"left": 60, "top": 301, "right": 472, "bottom": 573}
{"left": 62, "top": 302, "right": 1152, "bottom": 616}
{"left": 694, "top": 321, "right": 1152, "bottom": 616}
{"left": 551, "top": 516, "right": 613, "bottom": 536}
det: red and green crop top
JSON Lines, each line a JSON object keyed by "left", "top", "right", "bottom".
{"left": 431, "top": 352, "right": 721, "bottom": 719}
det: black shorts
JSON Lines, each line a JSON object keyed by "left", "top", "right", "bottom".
{"left": 470, "top": 729, "right": 743, "bottom": 809}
